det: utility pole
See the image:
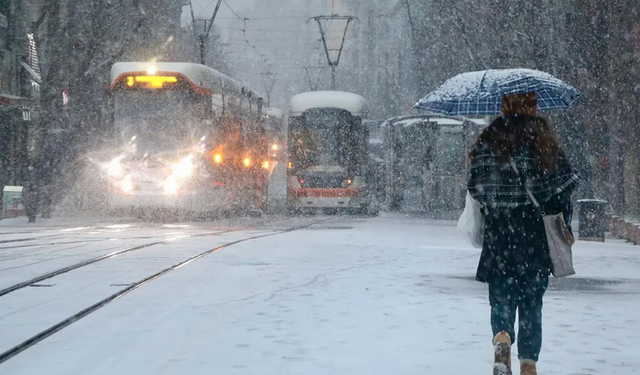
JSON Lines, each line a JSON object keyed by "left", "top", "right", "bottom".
{"left": 302, "top": 66, "right": 324, "bottom": 91}
{"left": 260, "top": 72, "right": 277, "bottom": 107}
{"left": 196, "top": 20, "right": 207, "bottom": 65}
{"left": 190, "top": 0, "right": 223, "bottom": 65}
{"left": 307, "top": 15, "right": 359, "bottom": 90}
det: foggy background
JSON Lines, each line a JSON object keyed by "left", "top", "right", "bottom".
{"left": 3, "top": 0, "right": 640, "bottom": 221}
{"left": 185, "top": 0, "right": 400, "bottom": 112}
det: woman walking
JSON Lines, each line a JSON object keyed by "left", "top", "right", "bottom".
{"left": 467, "top": 93, "right": 579, "bottom": 375}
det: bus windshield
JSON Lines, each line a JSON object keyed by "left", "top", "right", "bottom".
{"left": 288, "top": 108, "right": 363, "bottom": 174}
{"left": 113, "top": 90, "right": 209, "bottom": 155}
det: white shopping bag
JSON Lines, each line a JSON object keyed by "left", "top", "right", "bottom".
{"left": 457, "top": 191, "right": 484, "bottom": 248}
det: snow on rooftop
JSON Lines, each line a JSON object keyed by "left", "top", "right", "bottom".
{"left": 377, "top": 114, "right": 488, "bottom": 130}
{"left": 396, "top": 118, "right": 427, "bottom": 127}
{"left": 289, "top": 91, "right": 367, "bottom": 117}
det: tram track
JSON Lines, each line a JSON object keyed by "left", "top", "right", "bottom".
{"left": 0, "top": 239, "right": 108, "bottom": 251}
{"left": 0, "top": 243, "right": 127, "bottom": 272}
{"left": 0, "top": 238, "right": 153, "bottom": 265}
{"left": 0, "top": 234, "right": 72, "bottom": 245}
{"left": 0, "top": 235, "right": 183, "bottom": 260}
{"left": 0, "top": 217, "right": 331, "bottom": 365}
{"left": 0, "top": 222, "right": 184, "bottom": 244}
{"left": 0, "top": 215, "right": 326, "bottom": 297}
{"left": 0, "top": 227, "right": 157, "bottom": 246}
{"left": 0, "top": 229, "right": 242, "bottom": 298}
{"left": 0, "top": 234, "right": 165, "bottom": 248}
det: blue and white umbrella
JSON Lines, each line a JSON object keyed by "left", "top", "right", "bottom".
{"left": 414, "top": 69, "right": 583, "bottom": 116}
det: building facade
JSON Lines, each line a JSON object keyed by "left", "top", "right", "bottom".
{"left": 0, "top": 0, "right": 41, "bottom": 191}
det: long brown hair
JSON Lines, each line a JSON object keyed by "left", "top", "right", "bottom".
{"left": 472, "top": 114, "right": 561, "bottom": 173}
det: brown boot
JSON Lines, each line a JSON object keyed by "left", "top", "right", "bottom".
{"left": 520, "top": 359, "right": 537, "bottom": 375}
{"left": 493, "top": 331, "right": 512, "bottom": 375}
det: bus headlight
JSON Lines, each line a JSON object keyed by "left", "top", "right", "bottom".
{"left": 173, "top": 156, "right": 193, "bottom": 177}
{"left": 108, "top": 163, "right": 122, "bottom": 177}
{"left": 214, "top": 153, "right": 222, "bottom": 164}
{"left": 121, "top": 177, "right": 133, "bottom": 194}
{"left": 106, "top": 156, "right": 125, "bottom": 177}
{"left": 243, "top": 157, "right": 251, "bottom": 168}
{"left": 164, "top": 178, "right": 179, "bottom": 195}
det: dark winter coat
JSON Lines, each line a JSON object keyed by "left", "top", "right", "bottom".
{"left": 467, "top": 117, "right": 579, "bottom": 209}
{"left": 468, "top": 116, "right": 579, "bottom": 283}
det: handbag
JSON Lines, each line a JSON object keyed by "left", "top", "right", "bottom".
{"left": 510, "top": 160, "right": 576, "bottom": 278}
{"left": 457, "top": 191, "right": 484, "bottom": 248}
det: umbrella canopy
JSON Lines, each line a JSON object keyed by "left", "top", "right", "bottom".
{"left": 414, "top": 69, "right": 583, "bottom": 116}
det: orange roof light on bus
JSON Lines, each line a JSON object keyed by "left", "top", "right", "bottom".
{"left": 126, "top": 75, "right": 177, "bottom": 89}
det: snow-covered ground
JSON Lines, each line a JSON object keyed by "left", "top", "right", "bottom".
{"left": 1, "top": 213, "right": 638, "bottom": 374}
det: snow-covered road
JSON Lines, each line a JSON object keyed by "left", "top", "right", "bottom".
{"left": 1, "top": 214, "right": 638, "bottom": 374}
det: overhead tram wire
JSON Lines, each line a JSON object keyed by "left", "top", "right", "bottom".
{"left": 216, "top": 15, "right": 311, "bottom": 20}
{"left": 222, "top": 1, "right": 324, "bottom": 94}
{"left": 199, "top": 0, "right": 216, "bottom": 15}
{"left": 191, "top": 0, "right": 207, "bottom": 18}
{"left": 222, "top": 0, "right": 272, "bottom": 72}
{"left": 218, "top": 27, "right": 318, "bottom": 34}
{"left": 222, "top": 0, "right": 244, "bottom": 21}
{"left": 226, "top": 37, "right": 321, "bottom": 44}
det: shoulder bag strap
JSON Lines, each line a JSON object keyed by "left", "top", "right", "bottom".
{"left": 509, "top": 159, "right": 545, "bottom": 215}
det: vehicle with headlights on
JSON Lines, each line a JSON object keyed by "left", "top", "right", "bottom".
{"left": 93, "top": 62, "right": 275, "bottom": 217}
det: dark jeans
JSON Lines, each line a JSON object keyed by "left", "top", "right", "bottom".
{"left": 489, "top": 273, "right": 549, "bottom": 361}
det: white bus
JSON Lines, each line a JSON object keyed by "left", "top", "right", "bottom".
{"left": 286, "top": 91, "right": 373, "bottom": 213}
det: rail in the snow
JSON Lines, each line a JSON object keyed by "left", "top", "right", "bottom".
{"left": 0, "top": 229, "right": 243, "bottom": 298}
{"left": 0, "top": 234, "right": 70, "bottom": 245}
{"left": 0, "top": 239, "right": 108, "bottom": 251}
{"left": 0, "top": 218, "right": 331, "bottom": 365}
{"left": 0, "top": 223, "right": 169, "bottom": 245}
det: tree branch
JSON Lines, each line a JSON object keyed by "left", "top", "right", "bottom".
{"left": 450, "top": 1, "right": 489, "bottom": 70}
